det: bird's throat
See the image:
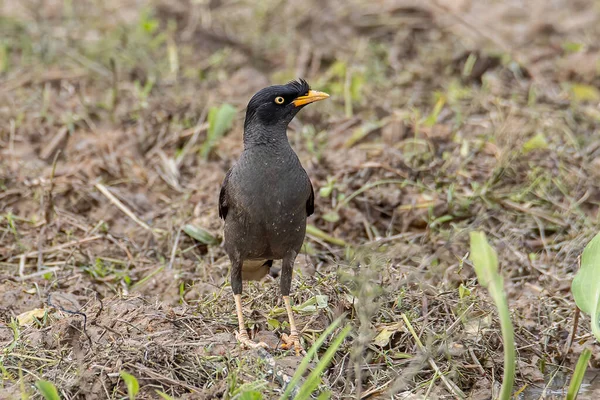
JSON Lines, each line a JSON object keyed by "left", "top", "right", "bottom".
{"left": 243, "top": 123, "right": 290, "bottom": 149}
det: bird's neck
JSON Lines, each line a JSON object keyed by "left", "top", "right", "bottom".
{"left": 243, "top": 123, "right": 291, "bottom": 150}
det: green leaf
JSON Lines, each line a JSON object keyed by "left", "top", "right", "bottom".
{"left": 183, "top": 224, "right": 219, "bottom": 245}
{"left": 139, "top": 11, "right": 159, "bottom": 34}
{"left": 293, "top": 295, "right": 329, "bottom": 313}
{"left": 568, "top": 83, "right": 600, "bottom": 103}
{"left": 319, "top": 185, "right": 333, "bottom": 198}
{"left": 322, "top": 211, "right": 340, "bottom": 223}
{"left": 571, "top": 232, "right": 600, "bottom": 342}
{"left": 120, "top": 371, "right": 139, "bottom": 400}
{"left": 423, "top": 93, "right": 446, "bottom": 127}
{"left": 239, "top": 391, "right": 263, "bottom": 400}
{"left": 566, "top": 348, "right": 592, "bottom": 400}
{"left": 458, "top": 284, "right": 471, "bottom": 299}
{"left": 319, "top": 178, "right": 337, "bottom": 198}
{"left": 562, "top": 42, "right": 584, "bottom": 53}
{"left": 267, "top": 318, "right": 281, "bottom": 330}
{"left": 469, "top": 231, "right": 498, "bottom": 288}
{"left": 201, "top": 103, "right": 236, "bottom": 159}
{"left": 35, "top": 380, "right": 61, "bottom": 400}
{"left": 522, "top": 133, "right": 548, "bottom": 153}
{"left": 462, "top": 53, "right": 478, "bottom": 77}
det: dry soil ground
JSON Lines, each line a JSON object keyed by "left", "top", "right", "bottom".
{"left": 2, "top": 0, "right": 600, "bottom": 399}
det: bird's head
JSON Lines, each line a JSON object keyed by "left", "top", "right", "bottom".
{"left": 244, "top": 79, "right": 329, "bottom": 132}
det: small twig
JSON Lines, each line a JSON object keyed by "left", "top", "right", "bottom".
{"left": 37, "top": 224, "right": 47, "bottom": 272}
{"left": 500, "top": 200, "right": 568, "bottom": 228}
{"left": 468, "top": 348, "right": 487, "bottom": 376}
{"left": 93, "top": 292, "right": 104, "bottom": 321}
{"left": 37, "top": 150, "right": 61, "bottom": 271}
{"left": 168, "top": 226, "right": 183, "bottom": 270}
{"left": 563, "top": 304, "right": 581, "bottom": 358}
{"left": 47, "top": 293, "right": 92, "bottom": 347}
{"left": 7, "top": 353, "right": 58, "bottom": 363}
{"left": 109, "top": 58, "right": 118, "bottom": 122}
{"left": 401, "top": 313, "right": 466, "bottom": 399}
{"left": 95, "top": 183, "right": 163, "bottom": 234}
{"left": 39, "top": 127, "right": 68, "bottom": 161}
{"left": 15, "top": 235, "right": 103, "bottom": 259}
{"left": 132, "top": 364, "right": 201, "bottom": 392}
{"left": 18, "top": 254, "right": 25, "bottom": 278}
{"left": 563, "top": 255, "right": 583, "bottom": 357}
{"left": 17, "top": 267, "right": 60, "bottom": 281}
{"left": 105, "top": 234, "right": 134, "bottom": 262}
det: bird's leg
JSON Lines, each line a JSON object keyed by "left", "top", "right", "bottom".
{"left": 280, "top": 295, "right": 304, "bottom": 355}
{"left": 279, "top": 251, "right": 305, "bottom": 356}
{"left": 231, "top": 258, "right": 268, "bottom": 349}
{"left": 234, "top": 294, "right": 268, "bottom": 349}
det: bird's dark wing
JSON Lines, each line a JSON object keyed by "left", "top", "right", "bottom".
{"left": 219, "top": 170, "right": 231, "bottom": 220}
{"left": 306, "top": 180, "right": 314, "bottom": 217}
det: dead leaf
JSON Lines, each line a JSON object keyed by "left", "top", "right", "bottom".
{"left": 372, "top": 322, "right": 404, "bottom": 347}
{"left": 463, "top": 314, "right": 493, "bottom": 338}
{"left": 17, "top": 308, "right": 46, "bottom": 326}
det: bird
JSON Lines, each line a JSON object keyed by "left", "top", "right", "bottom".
{"left": 218, "top": 79, "right": 329, "bottom": 355}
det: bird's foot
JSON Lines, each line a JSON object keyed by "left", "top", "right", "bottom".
{"left": 236, "top": 330, "right": 269, "bottom": 350}
{"left": 280, "top": 331, "right": 305, "bottom": 356}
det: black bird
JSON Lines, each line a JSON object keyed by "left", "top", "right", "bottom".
{"left": 219, "top": 79, "right": 329, "bottom": 354}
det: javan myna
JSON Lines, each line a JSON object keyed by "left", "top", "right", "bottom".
{"left": 218, "top": 79, "right": 329, "bottom": 354}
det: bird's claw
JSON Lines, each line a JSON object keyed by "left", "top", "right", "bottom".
{"left": 280, "top": 331, "right": 305, "bottom": 356}
{"left": 236, "top": 330, "right": 269, "bottom": 350}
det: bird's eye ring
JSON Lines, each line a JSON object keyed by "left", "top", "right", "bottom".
{"left": 274, "top": 96, "right": 285, "bottom": 104}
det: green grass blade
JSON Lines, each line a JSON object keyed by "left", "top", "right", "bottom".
{"left": 294, "top": 324, "right": 352, "bottom": 400}
{"left": 120, "top": 371, "right": 139, "bottom": 400}
{"left": 155, "top": 390, "right": 176, "bottom": 400}
{"left": 469, "top": 231, "right": 498, "bottom": 288}
{"left": 280, "top": 314, "right": 346, "bottom": 400}
{"left": 469, "top": 232, "right": 515, "bottom": 400}
{"left": 305, "top": 224, "right": 347, "bottom": 246}
{"left": 35, "top": 380, "right": 61, "bottom": 400}
{"left": 566, "top": 348, "right": 592, "bottom": 400}
{"left": 201, "top": 103, "right": 236, "bottom": 160}
{"left": 183, "top": 224, "right": 219, "bottom": 245}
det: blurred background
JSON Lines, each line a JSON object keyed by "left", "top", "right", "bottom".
{"left": 1, "top": 0, "right": 600, "bottom": 399}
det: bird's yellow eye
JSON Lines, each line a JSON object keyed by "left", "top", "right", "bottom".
{"left": 274, "top": 96, "right": 285, "bottom": 104}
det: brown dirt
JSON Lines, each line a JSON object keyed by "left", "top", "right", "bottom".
{"left": 2, "top": 0, "right": 600, "bottom": 399}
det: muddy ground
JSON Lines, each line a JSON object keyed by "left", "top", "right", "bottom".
{"left": 1, "top": 0, "right": 600, "bottom": 399}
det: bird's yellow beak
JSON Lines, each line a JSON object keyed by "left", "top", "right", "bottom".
{"left": 292, "top": 90, "right": 330, "bottom": 107}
